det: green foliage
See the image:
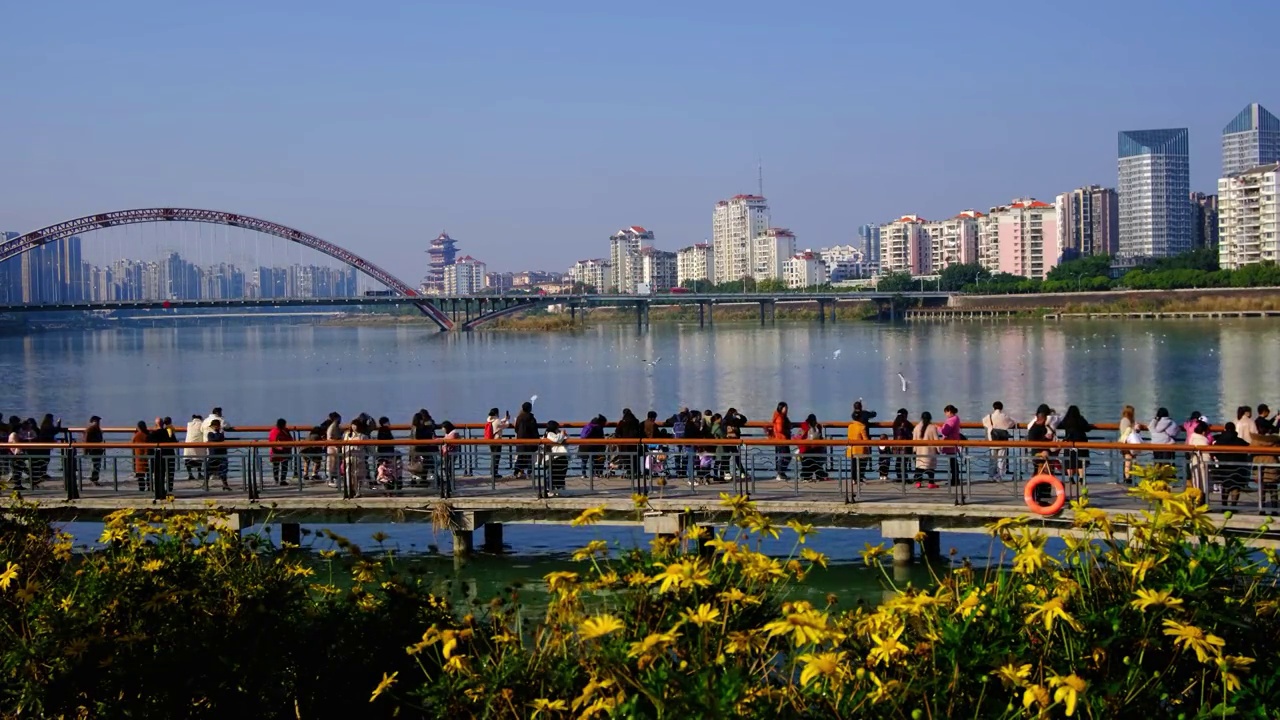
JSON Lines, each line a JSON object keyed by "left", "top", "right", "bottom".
{"left": 1045, "top": 254, "right": 1112, "bottom": 284}
{"left": 874, "top": 272, "right": 916, "bottom": 293}
{"left": 938, "top": 263, "right": 990, "bottom": 291}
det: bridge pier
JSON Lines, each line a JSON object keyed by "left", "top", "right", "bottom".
{"left": 759, "top": 301, "right": 766, "bottom": 326}
{"left": 636, "top": 301, "right": 649, "bottom": 332}
{"left": 569, "top": 305, "right": 577, "bottom": 325}
{"left": 817, "top": 299, "right": 827, "bottom": 324}
{"left": 453, "top": 529, "right": 474, "bottom": 557}
{"left": 698, "top": 302, "right": 705, "bottom": 328}
{"left": 922, "top": 530, "right": 942, "bottom": 561}
{"left": 483, "top": 522, "right": 504, "bottom": 553}
{"left": 281, "top": 522, "right": 301, "bottom": 547}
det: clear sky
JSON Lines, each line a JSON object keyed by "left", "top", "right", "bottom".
{"left": 2, "top": 0, "right": 1276, "bottom": 278}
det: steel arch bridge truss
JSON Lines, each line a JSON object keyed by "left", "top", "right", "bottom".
{"left": 0, "top": 208, "right": 454, "bottom": 330}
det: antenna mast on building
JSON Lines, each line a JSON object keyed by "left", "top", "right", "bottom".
{"left": 757, "top": 156, "right": 764, "bottom": 198}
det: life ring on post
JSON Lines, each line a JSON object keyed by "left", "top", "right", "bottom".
{"left": 1023, "top": 473, "right": 1066, "bottom": 515}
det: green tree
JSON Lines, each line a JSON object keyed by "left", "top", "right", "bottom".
{"left": 874, "top": 272, "right": 915, "bottom": 293}
{"left": 1046, "top": 254, "right": 1112, "bottom": 284}
{"left": 938, "top": 263, "right": 990, "bottom": 291}
{"left": 755, "top": 278, "right": 788, "bottom": 293}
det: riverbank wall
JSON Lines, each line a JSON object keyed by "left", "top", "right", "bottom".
{"left": 951, "top": 286, "right": 1280, "bottom": 313}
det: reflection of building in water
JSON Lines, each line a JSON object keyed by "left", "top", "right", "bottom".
{"left": 1217, "top": 323, "right": 1280, "bottom": 421}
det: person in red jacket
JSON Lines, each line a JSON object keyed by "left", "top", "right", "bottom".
{"left": 268, "top": 418, "right": 293, "bottom": 486}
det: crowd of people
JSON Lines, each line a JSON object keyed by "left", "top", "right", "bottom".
{"left": 4, "top": 400, "right": 1279, "bottom": 506}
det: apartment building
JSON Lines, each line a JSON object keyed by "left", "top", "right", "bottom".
{"left": 1218, "top": 162, "right": 1279, "bottom": 269}
{"left": 676, "top": 243, "right": 714, "bottom": 286}
{"left": 878, "top": 215, "right": 930, "bottom": 275}
{"left": 977, "top": 199, "right": 1062, "bottom": 280}
{"left": 753, "top": 227, "right": 796, "bottom": 281}
{"left": 711, "top": 195, "right": 769, "bottom": 283}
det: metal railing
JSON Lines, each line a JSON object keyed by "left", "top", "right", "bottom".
{"left": 4, "top": 434, "right": 1279, "bottom": 516}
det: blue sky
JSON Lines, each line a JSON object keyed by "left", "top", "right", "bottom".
{"left": 2, "top": 0, "right": 1276, "bottom": 277}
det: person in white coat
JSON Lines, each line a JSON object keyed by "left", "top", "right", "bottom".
{"left": 183, "top": 414, "right": 205, "bottom": 480}
{"left": 982, "top": 401, "right": 1017, "bottom": 481}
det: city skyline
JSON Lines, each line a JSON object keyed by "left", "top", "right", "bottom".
{"left": 3, "top": 2, "right": 1277, "bottom": 275}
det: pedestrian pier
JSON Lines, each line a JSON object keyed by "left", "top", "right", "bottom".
{"left": 9, "top": 425, "right": 1280, "bottom": 562}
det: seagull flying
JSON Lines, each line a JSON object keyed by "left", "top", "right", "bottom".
{"left": 897, "top": 373, "right": 909, "bottom": 392}
{"left": 644, "top": 356, "right": 662, "bottom": 367}
{"left": 530, "top": 394, "right": 539, "bottom": 405}
{"left": 832, "top": 349, "right": 842, "bottom": 360}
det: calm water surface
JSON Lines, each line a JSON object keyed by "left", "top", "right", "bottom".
{"left": 5, "top": 320, "right": 1279, "bottom": 600}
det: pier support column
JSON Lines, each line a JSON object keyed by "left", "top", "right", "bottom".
{"left": 453, "top": 530, "right": 474, "bottom": 557}
{"left": 770, "top": 301, "right": 776, "bottom": 325}
{"left": 830, "top": 300, "right": 837, "bottom": 323}
{"left": 921, "top": 530, "right": 941, "bottom": 561}
{"left": 211, "top": 512, "right": 248, "bottom": 538}
{"left": 570, "top": 305, "right": 577, "bottom": 325}
{"left": 817, "top": 300, "right": 827, "bottom": 324}
{"left": 281, "top": 522, "right": 301, "bottom": 547}
{"left": 706, "top": 302, "right": 713, "bottom": 326}
{"left": 698, "top": 302, "right": 705, "bottom": 328}
{"left": 759, "top": 302, "right": 766, "bottom": 326}
{"left": 892, "top": 537, "right": 915, "bottom": 566}
{"left": 483, "top": 523, "right": 504, "bottom": 553}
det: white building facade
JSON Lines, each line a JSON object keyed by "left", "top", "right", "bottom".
{"left": 676, "top": 243, "right": 714, "bottom": 287}
{"left": 711, "top": 195, "right": 769, "bottom": 283}
{"left": 1118, "top": 128, "right": 1192, "bottom": 259}
{"left": 639, "top": 248, "right": 678, "bottom": 292}
{"left": 753, "top": 228, "right": 796, "bottom": 281}
{"left": 1218, "top": 162, "right": 1279, "bottom": 269}
{"left": 878, "top": 215, "right": 930, "bottom": 275}
{"left": 567, "top": 258, "right": 612, "bottom": 293}
{"left": 609, "top": 226, "right": 653, "bottom": 294}
{"left": 923, "top": 211, "right": 981, "bottom": 271}
{"left": 817, "top": 244, "right": 866, "bottom": 282}
{"left": 977, "top": 199, "right": 1062, "bottom": 279}
{"left": 782, "top": 252, "right": 828, "bottom": 289}
{"left": 443, "top": 256, "right": 487, "bottom": 295}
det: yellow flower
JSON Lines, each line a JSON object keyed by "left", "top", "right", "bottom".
{"left": 743, "top": 514, "right": 780, "bottom": 540}
{"left": 1162, "top": 620, "right": 1225, "bottom": 663}
{"left": 624, "top": 570, "right": 648, "bottom": 587}
{"left": 630, "top": 493, "right": 649, "bottom": 508}
{"left": 866, "top": 671, "right": 900, "bottom": 703}
{"left": 684, "top": 525, "right": 711, "bottom": 542}
{"left": 1024, "top": 597, "right": 1082, "bottom": 633}
{"left": 1012, "top": 544, "right": 1055, "bottom": 575}
{"left": 627, "top": 631, "right": 679, "bottom": 662}
{"left": 1130, "top": 588, "right": 1184, "bottom": 613}
{"left": 860, "top": 542, "right": 889, "bottom": 566}
{"left": 58, "top": 595, "right": 75, "bottom": 612}
{"left": 1022, "top": 684, "right": 1050, "bottom": 711}
{"left": 1120, "top": 557, "right": 1162, "bottom": 583}
{"left": 867, "top": 624, "right": 908, "bottom": 665}
{"left": 571, "top": 540, "right": 609, "bottom": 561}
{"left": 786, "top": 519, "right": 815, "bottom": 544}
{"left": 1216, "top": 655, "right": 1255, "bottom": 693}
{"left": 955, "top": 591, "right": 986, "bottom": 619}
{"left": 141, "top": 559, "right": 164, "bottom": 572}
{"left": 761, "top": 602, "right": 843, "bottom": 647}
{"left": 718, "top": 492, "right": 755, "bottom": 516}
{"left": 986, "top": 516, "right": 1029, "bottom": 535}
{"left": 530, "top": 698, "right": 568, "bottom": 718}
{"left": 725, "top": 630, "right": 767, "bottom": 655}
{"left": 544, "top": 571, "right": 580, "bottom": 593}
{"left": 648, "top": 560, "right": 711, "bottom": 594}
{"left": 800, "top": 548, "right": 828, "bottom": 569}
{"left": 369, "top": 671, "right": 397, "bottom": 702}
{"left": 992, "top": 663, "right": 1032, "bottom": 688}
{"left": 681, "top": 603, "right": 721, "bottom": 627}
{"left": 650, "top": 535, "right": 679, "bottom": 557}
{"left": 798, "top": 651, "right": 847, "bottom": 687}
{"left": 1048, "top": 673, "right": 1087, "bottom": 716}
{"left": 570, "top": 507, "right": 606, "bottom": 526}
{"left": 15, "top": 581, "right": 40, "bottom": 603}
{"left": 578, "top": 614, "right": 625, "bottom": 640}
{"left": 719, "top": 587, "right": 759, "bottom": 606}
{"left": 0, "top": 562, "right": 18, "bottom": 591}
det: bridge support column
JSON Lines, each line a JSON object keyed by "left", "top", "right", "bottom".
{"left": 921, "top": 530, "right": 942, "bottom": 562}
{"left": 707, "top": 302, "right": 713, "bottom": 326}
{"left": 770, "top": 301, "right": 776, "bottom": 325}
{"left": 483, "top": 523, "right": 504, "bottom": 553}
{"left": 830, "top": 300, "right": 838, "bottom": 323}
{"left": 759, "top": 302, "right": 766, "bottom": 326}
{"left": 453, "top": 530, "right": 474, "bottom": 557}
{"left": 570, "top": 305, "right": 577, "bottom": 325}
{"left": 281, "top": 522, "right": 302, "bottom": 547}
{"left": 892, "top": 537, "right": 914, "bottom": 566}
{"left": 817, "top": 300, "right": 827, "bottom": 324}
{"left": 698, "top": 302, "right": 705, "bottom": 328}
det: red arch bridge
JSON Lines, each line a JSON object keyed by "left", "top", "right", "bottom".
{"left": 0, "top": 207, "right": 955, "bottom": 331}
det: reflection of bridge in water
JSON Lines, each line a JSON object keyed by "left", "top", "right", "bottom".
{"left": 0, "top": 207, "right": 954, "bottom": 331}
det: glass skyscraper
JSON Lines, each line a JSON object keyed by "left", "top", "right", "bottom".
{"left": 1222, "top": 103, "right": 1280, "bottom": 177}
{"left": 1117, "top": 128, "right": 1191, "bottom": 259}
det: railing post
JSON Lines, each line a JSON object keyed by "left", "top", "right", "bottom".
{"left": 63, "top": 445, "right": 79, "bottom": 501}
{"left": 248, "top": 446, "right": 261, "bottom": 501}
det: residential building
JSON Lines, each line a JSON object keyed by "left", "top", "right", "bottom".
{"left": 1222, "top": 103, "right": 1280, "bottom": 176}
{"left": 676, "top": 243, "right": 714, "bottom": 287}
{"left": 711, "top": 194, "right": 769, "bottom": 283}
{"left": 817, "top": 244, "right": 866, "bottom": 282}
{"left": 443, "top": 256, "right": 487, "bottom": 295}
{"left": 1118, "top": 128, "right": 1192, "bottom": 259}
{"left": 423, "top": 231, "right": 459, "bottom": 294}
{"left": 878, "top": 215, "right": 930, "bottom": 275}
{"left": 1217, "top": 162, "right": 1279, "bottom": 269}
{"left": 639, "top": 247, "right": 678, "bottom": 292}
{"left": 857, "top": 224, "right": 881, "bottom": 268}
{"left": 753, "top": 228, "right": 796, "bottom": 281}
{"left": 1055, "top": 185, "right": 1119, "bottom": 258}
{"left": 1191, "top": 193, "right": 1220, "bottom": 249}
{"left": 567, "top": 259, "right": 611, "bottom": 293}
{"left": 977, "top": 199, "right": 1062, "bottom": 280}
{"left": 484, "top": 272, "right": 514, "bottom": 291}
{"left": 512, "top": 270, "right": 561, "bottom": 287}
{"left": 608, "top": 226, "right": 653, "bottom": 294}
{"left": 782, "top": 252, "right": 828, "bottom": 289}
{"left": 923, "top": 211, "right": 981, "bottom": 271}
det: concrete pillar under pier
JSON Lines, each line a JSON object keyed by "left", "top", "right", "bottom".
{"left": 707, "top": 302, "right": 713, "bottom": 326}
{"left": 892, "top": 537, "right": 915, "bottom": 566}
{"left": 759, "top": 301, "right": 766, "bottom": 326}
{"left": 921, "top": 530, "right": 941, "bottom": 561}
{"left": 281, "top": 522, "right": 302, "bottom": 547}
{"left": 569, "top": 305, "right": 577, "bottom": 324}
{"left": 698, "top": 302, "right": 705, "bottom": 328}
{"left": 483, "top": 523, "right": 504, "bottom": 553}
{"left": 817, "top": 300, "right": 827, "bottom": 324}
{"left": 830, "top": 300, "right": 838, "bottom": 323}
{"left": 453, "top": 530, "right": 474, "bottom": 557}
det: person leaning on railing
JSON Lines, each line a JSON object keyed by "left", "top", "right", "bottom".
{"left": 131, "top": 421, "right": 150, "bottom": 492}
{"left": 846, "top": 410, "right": 871, "bottom": 484}
{"left": 205, "top": 419, "right": 231, "bottom": 491}
{"left": 84, "top": 415, "right": 105, "bottom": 486}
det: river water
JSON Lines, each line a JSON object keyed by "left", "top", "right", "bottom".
{"left": 3, "top": 319, "right": 1278, "bottom": 601}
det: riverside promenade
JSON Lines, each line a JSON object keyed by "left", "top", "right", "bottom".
{"left": 10, "top": 422, "right": 1280, "bottom": 562}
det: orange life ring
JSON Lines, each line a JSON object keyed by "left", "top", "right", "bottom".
{"left": 1023, "top": 473, "right": 1066, "bottom": 515}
